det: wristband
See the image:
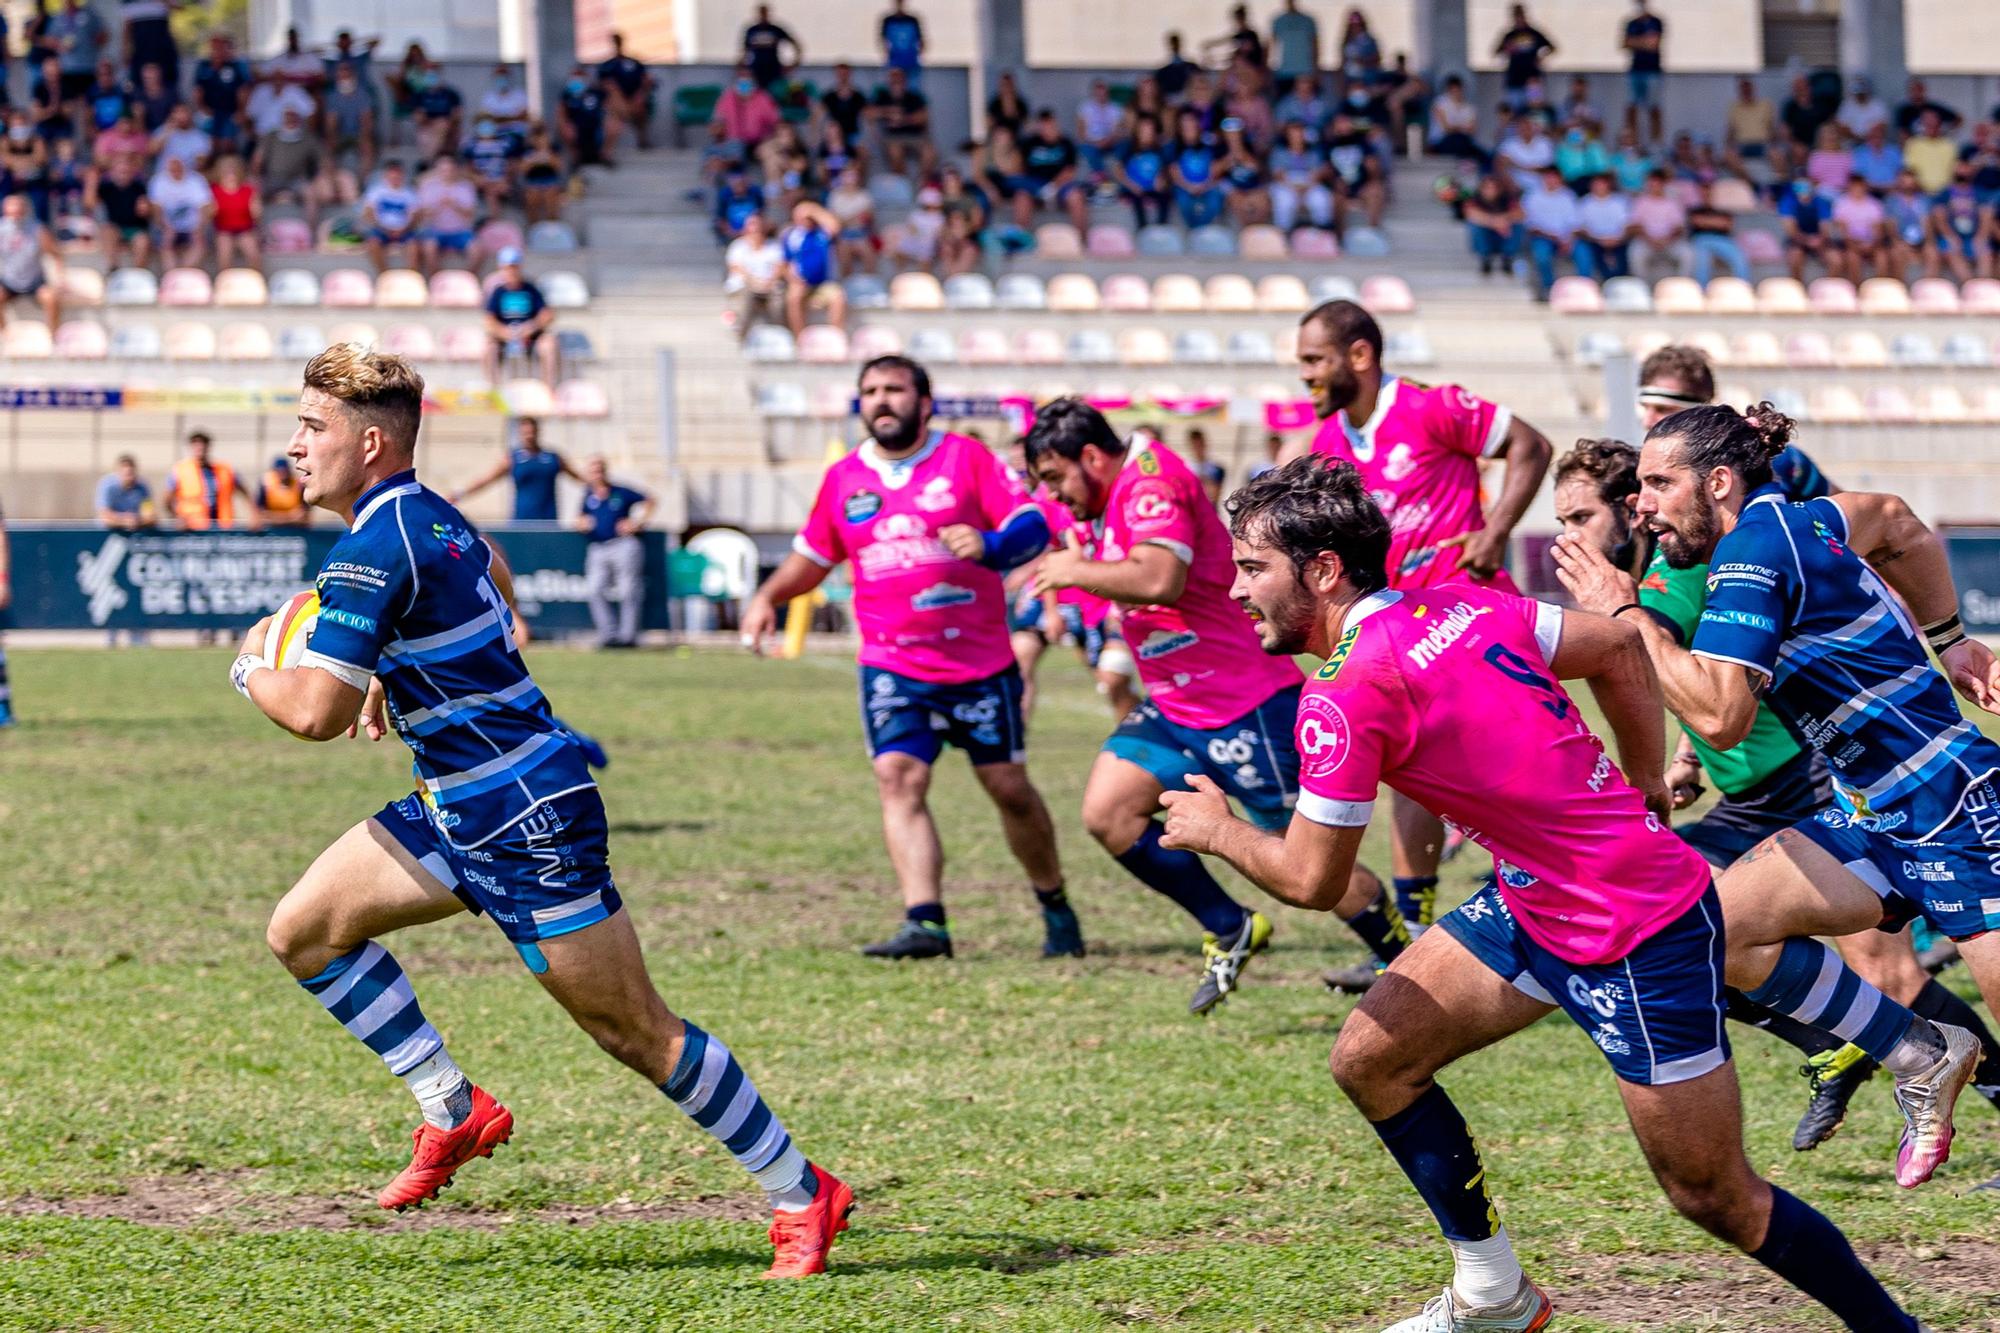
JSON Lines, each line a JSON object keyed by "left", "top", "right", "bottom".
{"left": 1922, "top": 612, "right": 1966, "bottom": 656}
{"left": 231, "top": 653, "right": 266, "bottom": 699}
{"left": 1610, "top": 602, "right": 1645, "bottom": 621}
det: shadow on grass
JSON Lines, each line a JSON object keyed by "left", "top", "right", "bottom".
{"left": 608, "top": 820, "right": 712, "bottom": 835}
{"left": 554, "top": 1233, "right": 1114, "bottom": 1276}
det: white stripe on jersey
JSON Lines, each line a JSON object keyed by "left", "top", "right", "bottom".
{"left": 1778, "top": 601, "right": 1888, "bottom": 664}
{"left": 353, "top": 482, "right": 422, "bottom": 530}
{"left": 1822, "top": 664, "right": 1931, "bottom": 732}
{"left": 382, "top": 605, "right": 505, "bottom": 659}
{"left": 423, "top": 731, "right": 564, "bottom": 793}
{"left": 1856, "top": 720, "right": 1977, "bottom": 804}
{"left": 399, "top": 676, "right": 541, "bottom": 731}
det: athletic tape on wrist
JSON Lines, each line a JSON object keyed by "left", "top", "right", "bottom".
{"left": 1922, "top": 612, "right": 1966, "bottom": 656}
{"left": 231, "top": 653, "right": 265, "bottom": 699}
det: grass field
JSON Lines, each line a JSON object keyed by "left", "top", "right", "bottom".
{"left": 1, "top": 646, "right": 1995, "bottom": 1333}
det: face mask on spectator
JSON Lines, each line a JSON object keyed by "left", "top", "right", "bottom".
{"left": 736, "top": 79, "right": 754, "bottom": 95}
{"left": 567, "top": 77, "right": 589, "bottom": 95}
{"left": 409, "top": 70, "right": 434, "bottom": 92}
{"left": 9, "top": 127, "right": 30, "bottom": 143}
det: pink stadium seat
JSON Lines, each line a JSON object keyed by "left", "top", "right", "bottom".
{"left": 1687, "top": 329, "right": 1732, "bottom": 366}
{"left": 1755, "top": 277, "right": 1808, "bottom": 314}
{"left": 164, "top": 321, "right": 216, "bottom": 359}
{"left": 1548, "top": 276, "right": 1603, "bottom": 314}
{"left": 60, "top": 268, "right": 104, "bottom": 306}
{"left": 1238, "top": 225, "right": 1288, "bottom": 261}
{"left": 217, "top": 323, "right": 274, "bottom": 359}
{"left": 476, "top": 220, "right": 524, "bottom": 257}
{"left": 1015, "top": 327, "right": 1065, "bottom": 365}
{"left": 1100, "top": 273, "right": 1152, "bottom": 312}
{"left": 375, "top": 269, "right": 429, "bottom": 308}
{"left": 3, "top": 322, "right": 51, "bottom": 358}
{"left": 1864, "top": 386, "right": 1916, "bottom": 422}
{"left": 1203, "top": 274, "right": 1257, "bottom": 313}
{"left": 1807, "top": 278, "right": 1857, "bottom": 314}
{"left": 265, "top": 217, "right": 313, "bottom": 254}
{"left": 555, "top": 380, "right": 610, "bottom": 418}
{"left": 797, "top": 326, "right": 850, "bottom": 363}
{"left": 1961, "top": 279, "right": 2000, "bottom": 314}
{"left": 1858, "top": 278, "right": 1910, "bottom": 315}
{"left": 1151, "top": 274, "right": 1203, "bottom": 313}
{"left": 1652, "top": 277, "right": 1704, "bottom": 314}
{"left": 1809, "top": 385, "right": 1864, "bottom": 423}
{"left": 889, "top": 272, "right": 945, "bottom": 310}
{"left": 1740, "top": 230, "right": 1784, "bottom": 265}
{"left": 1969, "top": 386, "right": 2000, "bottom": 422}
{"left": 1732, "top": 331, "right": 1783, "bottom": 367}
{"left": 1256, "top": 274, "right": 1310, "bottom": 312}
{"left": 1834, "top": 331, "right": 1888, "bottom": 367}
{"left": 1708, "top": 179, "right": 1759, "bottom": 213}
{"left": 1703, "top": 277, "right": 1756, "bottom": 315}
{"left": 439, "top": 326, "right": 486, "bottom": 362}
{"left": 429, "top": 269, "right": 483, "bottom": 309}
{"left": 1046, "top": 273, "right": 1102, "bottom": 312}
{"left": 1916, "top": 385, "right": 1970, "bottom": 422}
{"left": 1117, "top": 328, "right": 1172, "bottom": 365}
{"left": 158, "top": 267, "right": 213, "bottom": 306}
{"left": 53, "top": 319, "right": 108, "bottom": 359}
{"left": 1784, "top": 331, "right": 1834, "bottom": 367}
{"left": 326, "top": 320, "right": 380, "bottom": 348}
{"left": 958, "top": 328, "right": 1012, "bottom": 365}
{"left": 1665, "top": 179, "right": 1701, "bottom": 208}
{"left": 382, "top": 324, "right": 438, "bottom": 359}
{"left": 321, "top": 268, "right": 376, "bottom": 307}
{"left": 1290, "top": 228, "right": 1339, "bottom": 260}
{"left": 1034, "top": 223, "right": 1083, "bottom": 259}
{"left": 501, "top": 378, "right": 554, "bottom": 416}
{"left": 1085, "top": 224, "right": 1135, "bottom": 259}
{"left": 848, "top": 325, "right": 903, "bottom": 359}
{"left": 214, "top": 268, "right": 269, "bottom": 306}
{"left": 1360, "top": 274, "right": 1415, "bottom": 314}
{"left": 1910, "top": 278, "right": 1961, "bottom": 314}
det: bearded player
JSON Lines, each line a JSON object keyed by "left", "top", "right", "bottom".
{"left": 228, "top": 346, "right": 850, "bottom": 1275}
{"left": 1164, "top": 455, "right": 1930, "bottom": 1333}
{"left": 1299, "top": 300, "right": 1553, "bottom": 969}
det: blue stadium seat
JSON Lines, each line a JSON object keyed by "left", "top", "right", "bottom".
{"left": 905, "top": 328, "right": 957, "bottom": 363}
{"left": 1385, "top": 329, "right": 1435, "bottom": 366}
{"left": 844, "top": 273, "right": 889, "bottom": 309}
{"left": 944, "top": 273, "right": 995, "bottom": 309}
{"left": 1308, "top": 274, "right": 1359, "bottom": 305}
{"left": 277, "top": 324, "right": 327, "bottom": 360}
{"left": 1343, "top": 226, "right": 1390, "bottom": 257}
{"left": 1225, "top": 330, "right": 1274, "bottom": 364}
{"left": 557, "top": 329, "right": 596, "bottom": 363}
{"left": 1135, "top": 225, "right": 1184, "bottom": 257}
{"left": 754, "top": 381, "right": 809, "bottom": 416}
{"left": 1066, "top": 329, "right": 1117, "bottom": 364}
{"left": 1172, "top": 330, "right": 1222, "bottom": 364}
{"left": 995, "top": 273, "right": 1046, "bottom": 310}
{"left": 1187, "top": 225, "right": 1236, "bottom": 257}
{"left": 1943, "top": 333, "right": 1992, "bottom": 368}
{"left": 109, "top": 324, "right": 163, "bottom": 359}
{"left": 1890, "top": 333, "right": 1940, "bottom": 368}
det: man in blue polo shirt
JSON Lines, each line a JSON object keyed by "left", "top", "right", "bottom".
{"left": 482, "top": 248, "right": 558, "bottom": 387}
{"left": 574, "top": 456, "right": 653, "bottom": 649}
{"left": 780, "top": 199, "right": 847, "bottom": 338}
{"left": 450, "top": 417, "right": 578, "bottom": 523}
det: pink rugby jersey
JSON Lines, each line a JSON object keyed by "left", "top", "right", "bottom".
{"left": 1310, "top": 376, "right": 1520, "bottom": 592}
{"left": 1294, "top": 584, "right": 1709, "bottom": 965}
{"left": 1100, "top": 437, "right": 1301, "bottom": 728}
{"left": 795, "top": 431, "right": 1033, "bottom": 683}
{"left": 1037, "top": 489, "right": 1111, "bottom": 627}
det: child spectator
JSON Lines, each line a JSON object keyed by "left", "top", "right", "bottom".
{"left": 416, "top": 155, "right": 479, "bottom": 273}
{"left": 209, "top": 155, "right": 262, "bottom": 270}
{"left": 1461, "top": 173, "right": 1522, "bottom": 277}
{"left": 723, "top": 210, "right": 784, "bottom": 335}
{"left": 713, "top": 168, "right": 765, "bottom": 243}
{"left": 1112, "top": 115, "right": 1172, "bottom": 228}
{"left": 363, "top": 160, "right": 421, "bottom": 271}
{"left": 1928, "top": 167, "right": 1983, "bottom": 281}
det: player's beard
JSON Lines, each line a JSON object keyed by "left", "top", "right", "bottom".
{"left": 1606, "top": 508, "right": 1643, "bottom": 574}
{"left": 1311, "top": 364, "right": 1360, "bottom": 420}
{"left": 870, "top": 403, "right": 926, "bottom": 452}
{"left": 1246, "top": 575, "right": 1316, "bottom": 656}
{"left": 1656, "top": 496, "right": 1719, "bottom": 569}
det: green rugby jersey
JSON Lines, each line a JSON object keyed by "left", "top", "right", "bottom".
{"left": 1637, "top": 549, "right": 1803, "bottom": 794}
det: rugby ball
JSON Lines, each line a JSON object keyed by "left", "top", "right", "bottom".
{"left": 263, "top": 589, "right": 320, "bottom": 670}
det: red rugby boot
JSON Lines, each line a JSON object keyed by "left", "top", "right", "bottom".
{"left": 376, "top": 1084, "right": 513, "bottom": 1211}
{"left": 761, "top": 1164, "right": 854, "bottom": 1278}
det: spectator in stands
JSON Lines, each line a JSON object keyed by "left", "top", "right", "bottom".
{"left": 1835, "top": 79, "right": 1886, "bottom": 143}
{"left": 1777, "top": 175, "right": 1835, "bottom": 280}
{"left": 1903, "top": 110, "right": 1956, "bottom": 194}
{"left": 871, "top": 67, "right": 933, "bottom": 177}
{"left": 1269, "top": 0, "right": 1318, "bottom": 83}
{"left": 780, "top": 199, "right": 846, "bottom": 336}
{"left": 1830, "top": 173, "right": 1887, "bottom": 281}
{"left": 192, "top": 33, "right": 252, "bottom": 154}
{"left": 723, "top": 209, "right": 784, "bottom": 335}
{"left": 209, "top": 155, "right": 261, "bottom": 271}
{"left": 1929, "top": 165, "right": 1984, "bottom": 281}
{"left": 559, "top": 64, "right": 612, "bottom": 169}
{"left": 986, "top": 70, "right": 1029, "bottom": 139}
{"left": 821, "top": 64, "right": 868, "bottom": 144}
{"left": 152, "top": 103, "right": 213, "bottom": 173}
{"left": 322, "top": 30, "right": 379, "bottom": 93}
{"left": 386, "top": 41, "right": 430, "bottom": 132}
{"left": 1628, "top": 169, "right": 1684, "bottom": 276}
{"left": 1369, "top": 51, "right": 1428, "bottom": 155}
{"left": 599, "top": 33, "right": 657, "bottom": 151}
{"left": 98, "top": 108, "right": 153, "bottom": 172}
{"left": 1018, "top": 109, "right": 1085, "bottom": 232}
{"left": 815, "top": 118, "right": 864, "bottom": 189}
{"left": 49, "top": 0, "right": 107, "bottom": 112}
{"left": 1684, "top": 180, "right": 1749, "bottom": 285}
{"left": 1167, "top": 107, "right": 1223, "bottom": 228}
{"left": 245, "top": 65, "right": 314, "bottom": 139}
{"left": 146, "top": 153, "right": 210, "bottom": 268}
{"left": 741, "top": 5, "right": 799, "bottom": 91}
{"left": 1271, "top": 75, "right": 1328, "bottom": 147}
{"left": 1555, "top": 120, "right": 1611, "bottom": 189}
{"left": 416, "top": 154, "right": 480, "bottom": 272}
{"left": 1608, "top": 126, "right": 1653, "bottom": 192}
{"left": 756, "top": 121, "right": 812, "bottom": 205}
{"left": 1222, "top": 71, "right": 1274, "bottom": 150}
{"left": 262, "top": 27, "right": 324, "bottom": 94}
{"left": 827, "top": 165, "right": 877, "bottom": 273}
{"left": 1463, "top": 172, "right": 1523, "bottom": 277}
{"left": 96, "top": 455, "right": 155, "bottom": 530}
{"left": 122, "top": 0, "right": 179, "bottom": 89}
{"left": 465, "top": 117, "right": 523, "bottom": 214}
{"left": 1494, "top": 5, "right": 1555, "bottom": 113}
{"left": 712, "top": 63, "right": 779, "bottom": 158}
{"left": 1851, "top": 123, "right": 1903, "bottom": 192}
{"left": 257, "top": 455, "right": 310, "bottom": 527}
{"left": 1325, "top": 110, "right": 1386, "bottom": 228}
{"left": 887, "top": 184, "right": 945, "bottom": 272}
{"left": 0, "top": 193, "right": 59, "bottom": 332}
{"left": 450, "top": 417, "right": 578, "bottom": 521}
{"left": 362, "top": 159, "right": 420, "bottom": 272}
{"left": 1962, "top": 123, "right": 2000, "bottom": 203}
{"left": 86, "top": 58, "right": 130, "bottom": 137}
{"left": 252, "top": 107, "right": 336, "bottom": 225}
{"left": 483, "top": 247, "right": 559, "bottom": 387}
{"left": 1219, "top": 118, "right": 1269, "bottom": 226}
{"left": 44, "top": 136, "right": 85, "bottom": 222}
{"left": 520, "top": 125, "right": 568, "bottom": 225}
{"left": 713, "top": 168, "right": 765, "bottom": 243}
{"left": 936, "top": 165, "right": 990, "bottom": 252}
{"left": 1724, "top": 77, "right": 1775, "bottom": 172}
{"left": 1427, "top": 75, "right": 1482, "bottom": 162}
{"left": 89, "top": 153, "right": 150, "bottom": 268}
{"left": 1778, "top": 75, "right": 1829, "bottom": 176}
{"left": 1156, "top": 32, "right": 1197, "bottom": 100}
{"left": 164, "top": 431, "right": 255, "bottom": 531}
{"left": 1523, "top": 163, "right": 1579, "bottom": 298}
{"left": 131, "top": 61, "right": 177, "bottom": 134}
{"left": 937, "top": 203, "right": 981, "bottom": 276}
{"left": 1110, "top": 114, "right": 1171, "bottom": 228}
{"left": 1883, "top": 169, "right": 1931, "bottom": 278}
{"left": 881, "top": 0, "right": 924, "bottom": 88}
{"left": 1269, "top": 120, "right": 1333, "bottom": 233}
{"left": 1495, "top": 113, "right": 1554, "bottom": 185}
{"left": 1075, "top": 81, "right": 1123, "bottom": 181}
{"left": 577, "top": 456, "right": 653, "bottom": 650}
{"left": 478, "top": 64, "right": 531, "bottom": 139}
{"left": 321, "top": 61, "right": 377, "bottom": 175}
{"left": 1574, "top": 172, "right": 1633, "bottom": 280}
{"left": 1247, "top": 433, "right": 1284, "bottom": 481}
{"left": 1, "top": 111, "right": 49, "bottom": 220}
{"left": 1621, "top": 1, "right": 1664, "bottom": 145}
{"left": 1893, "top": 78, "right": 1959, "bottom": 139}
{"left": 1804, "top": 122, "right": 1852, "bottom": 196}
{"left": 1558, "top": 75, "right": 1601, "bottom": 134}
{"left": 411, "top": 60, "right": 464, "bottom": 160}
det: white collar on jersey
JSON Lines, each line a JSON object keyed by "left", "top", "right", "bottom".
{"left": 352, "top": 480, "right": 421, "bottom": 529}
{"left": 1120, "top": 432, "right": 1160, "bottom": 472}
{"left": 856, "top": 428, "right": 943, "bottom": 489}
{"left": 1342, "top": 375, "right": 1402, "bottom": 461}
{"left": 1346, "top": 587, "right": 1404, "bottom": 626}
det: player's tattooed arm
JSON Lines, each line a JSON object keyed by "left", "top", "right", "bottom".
{"left": 1163, "top": 777, "right": 1373, "bottom": 913}
{"left": 1830, "top": 490, "right": 1958, "bottom": 626}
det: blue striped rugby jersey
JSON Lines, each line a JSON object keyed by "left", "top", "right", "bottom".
{"left": 301, "top": 470, "right": 595, "bottom": 847}
{"left": 1691, "top": 485, "right": 1999, "bottom": 845}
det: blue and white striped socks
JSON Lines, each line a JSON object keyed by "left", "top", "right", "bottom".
{"left": 300, "top": 942, "right": 471, "bottom": 1128}
{"left": 1744, "top": 937, "right": 1939, "bottom": 1073}
{"left": 661, "top": 1021, "right": 816, "bottom": 1211}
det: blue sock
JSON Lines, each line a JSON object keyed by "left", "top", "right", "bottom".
{"left": 1750, "top": 1187, "right": 1915, "bottom": 1332}
{"left": 0, "top": 642, "right": 11, "bottom": 721}
{"left": 1370, "top": 1084, "right": 1500, "bottom": 1243}
{"left": 1343, "top": 889, "right": 1410, "bottom": 967}
{"left": 661, "top": 1021, "right": 816, "bottom": 1209}
{"left": 300, "top": 942, "right": 444, "bottom": 1076}
{"left": 1745, "top": 938, "right": 1921, "bottom": 1064}
{"left": 907, "top": 902, "right": 947, "bottom": 930}
{"left": 1114, "top": 821, "right": 1249, "bottom": 937}
{"left": 1393, "top": 875, "right": 1438, "bottom": 928}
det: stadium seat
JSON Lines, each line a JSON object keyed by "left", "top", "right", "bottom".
{"left": 1733, "top": 330, "right": 1783, "bottom": 367}
{"left": 1864, "top": 385, "right": 1916, "bottom": 422}
{"left": 905, "top": 328, "right": 956, "bottom": 363}
{"left": 1255, "top": 274, "right": 1309, "bottom": 313}
{"left": 1763, "top": 388, "right": 1810, "bottom": 422}
{"left": 1386, "top": 329, "right": 1436, "bottom": 366}
{"left": 1118, "top": 329, "right": 1172, "bottom": 365}
{"left": 743, "top": 325, "right": 797, "bottom": 362}
{"left": 1910, "top": 278, "right": 1961, "bottom": 315}
{"left": 108, "top": 324, "right": 161, "bottom": 359}
{"left": 848, "top": 325, "right": 903, "bottom": 359}
{"left": 1226, "top": 329, "right": 1275, "bottom": 364}
{"left": 159, "top": 267, "right": 213, "bottom": 306}
{"left": 1574, "top": 330, "right": 1626, "bottom": 366}
{"left": 842, "top": 273, "right": 888, "bottom": 309}
{"left": 2, "top": 321, "right": 51, "bottom": 358}
{"left": 1343, "top": 226, "right": 1390, "bottom": 258}
{"left": 527, "top": 221, "right": 579, "bottom": 252}
{"left": 1755, "top": 277, "right": 1809, "bottom": 315}
{"left": 957, "top": 328, "right": 1010, "bottom": 365}
{"left": 382, "top": 324, "right": 438, "bottom": 360}
{"left": 1173, "top": 329, "right": 1222, "bottom": 364}
{"left": 1834, "top": 330, "right": 1888, "bottom": 367}
{"left": 1687, "top": 329, "right": 1732, "bottom": 366}
{"left": 1740, "top": 230, "right": 1784, "bottom": 265}
{"left": 753, "top": 381, "right": 808, "bottom": 416}
{"left": 1290, "top": 228, "right": 1339, "bottom": 260}
{"left": 1890, "top": 333, "right": 1941, "bottom": 367}
{"left": 1361, "top": 274, "right": 1415, "bottom": 314}
{"left": 1086, "top": 224, "right": 1135, "bottom": 259}
{"left": 1549, "top": 276, "right": 1603, "bottom": 314}
{"left": 276, "top": 324, "right": 326, "bottom": 360}
{"left": 890, "top": 272, "right": 945, "bottom": 311}
{"left": 554, "top": 328, "right": 594, "bottom": 367}
{"left": 213, "top": 268, "right": 269, "bottom": 306}
{"left": 1708, "top": 179, "right": 1759, "bottom": 213}
{"left": 265, "top": 217, "right": 313, "bottom": 254}
{"left": 1665, "top": 179, "right": 1701, "bottom": 209}
{"left": 943, "top": 273, "right": 995, "bottom": 309}
{"left": 1652, "top": 277, "right": 1704, "bottom": 315}
{"left": 1046, "top": 273, "right": 1102, "bottom": 312}
{"left": 1809, "top": 384, "right": 1865, "bottom": 422}
{"left": 268, "top": 268, "right": 321, "bottom": 306}
{"left": 1100, "top": 273, "right": 1152, "bottom": 312}
{"left": 1308, "top": 274, "right": 1359, "bottom": 305}
{"left": 1916, "top": 385, "right": 1970, "bottom": 422}
{"left": 1704, "top": 277, "right": 1756, "bottom": 315}
{"left": 1807, "top": 278, "right": 1857, "bottom": 314}
{"left": 1238, "top": 225, "right": 1288, "bottom": 261}
{"left": 870, "top": 174, "right": 916, "bottom": 209}
{"left": 321, "top": 268, "right": 375, "bottom": 307}
{"left": 539, "top": 270, "right": 590, "bottom": 309}
{"left": 555, "top": 380, "right": 610, "bottom": 417}
{"left": 476, "top": 220, "right": 524, "bottom": 256}
{"left": 217, "top": 322, "right": 275, "bottom": 359}
{"left": 1067, "top": 328, "right": 1117, "bottom": 364}
{"left": 316, "top": 212, "right": 362, "bottom": 251}
{"left": 1715, "top": 382, "right": 1755, "bottom": 411}
{"left": 1784, "top": 331, "right": 1834, "bottom": 366}
{"left": 1858, "top": 278, "right": 1911, "bottom": 315}
{"left": 1203, "top": 274, "right": 1256, "bottom": 312}
{"left": 1135, "top": 225, "right": 1184, "bottom": 257}
{"left": 1942, "top": 333, "right": 1992, "bottom": 367}
{"left": 1152, "top": 274, "right": 1203, "bottom": 312}
{"left": 1626, "top": 328, "right": 1671, "bottom": 364}
{"left": 438, "top": 326, "right": 486, "bottom": 362}
{"left": 1016, "top": 327, "right": 1065, "bottom": 364}
{"left": 326, "top": 320, "right": 380, "bottom": 348}
{"left": 1970, "top": 386, "right": 2000, "bottom": 422}
{"left": 1187, "top": 225, "right": 1236, "bottom": 257}
{"left": 994, "top": 273, "right": 1045, "bottom": 310}
{"left": 808, "top": 381, "right": 854, "bottom": 417}
{"left": 1961, "top": 279, "right": 2000, "bottom": 314}
{"left": 54, "top": 213, "right": 96, "bottom": 249}
{"left": 1035, "top": 223, "right": 1083, "bottom": 259}
{"left": 53, "top": 319, "right": 107, "bottom": 359}
{"left": 375, "top": 269, "right": 428, "bottom": 307}
{"left": 501, "top": 379, "right": 555, "bottom": 416}
{"left": 165, "top": 322, "right": 216, "bottom": 359}
{"left": 60, "top": 268, "right": 104, "bottom": 306}
{"left": 1602, "top": 276, "right": 1652, "bottom": 312}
